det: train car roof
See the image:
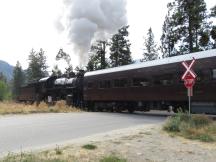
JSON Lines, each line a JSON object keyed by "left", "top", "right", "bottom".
{"left": 85, "top": 49, "right": 216, "bottom": 77}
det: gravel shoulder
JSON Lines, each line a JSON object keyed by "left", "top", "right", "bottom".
{"left": 4, "top": 123, "right": 215, "bottom": 162}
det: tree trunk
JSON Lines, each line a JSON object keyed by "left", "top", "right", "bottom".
{"left": 188, "top": 17, "right": 193, "bottom": 53}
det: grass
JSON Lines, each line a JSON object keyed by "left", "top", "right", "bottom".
{"left": 99, "top": 155, "right": 127, "bottom": 162}
{"left": 0, "top": 100, "right": 81, "bottom": 115}
{"left": 1, "top": 153, "right": 67, "bottom": 162}
{"left": 0, "top": 145, "right": 126, "bottom": 162}
{"left": 55, "top": 146, "right": 63, "bottom": 155}
{"left": 163, "top": 111, "right": 216, "bottom": 142}
{"left": 1, "top": 153, "right": 127, "bottom": 162}
{"left": 82, "top": 144, "right": 97, "bottom": 150}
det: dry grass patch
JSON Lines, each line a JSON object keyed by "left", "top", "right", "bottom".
{"left": 163, "top": 112, "right": 216, "bottom": 142}
{"left": 1, "top": 152, "right": 127, "bottom": 162}
{"left": 0, "top": 100, "right": 81, "bottom": 115}
{"left": 1, "top": 152, "right": 68, "bottom": 162}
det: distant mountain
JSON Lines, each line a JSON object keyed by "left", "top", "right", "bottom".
{"left": 0, "top": 60, "right": 14, "bottom": 80}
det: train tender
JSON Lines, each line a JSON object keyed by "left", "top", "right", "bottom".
{"left": 83, "top": 49, "right": 216, "bottom": 114}
{"left": 18, "top": 76, "right": 57, "bottom": 104}
{"left": 18, "top": 49, "right": 216, "bottom": 114}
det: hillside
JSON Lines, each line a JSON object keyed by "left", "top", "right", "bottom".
{"left": 0, "top": 60, "right": 13, "bottom": 80}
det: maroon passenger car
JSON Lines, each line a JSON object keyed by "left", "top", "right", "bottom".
{"left": 83, "top": 49, "right": 216, "bottom": 114}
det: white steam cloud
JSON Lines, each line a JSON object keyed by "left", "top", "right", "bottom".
{"left": 58, "top": 0, "right": 127, "bottom": 66}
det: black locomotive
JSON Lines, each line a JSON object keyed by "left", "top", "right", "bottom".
{"left": 18, "top": 49, "right": 216, "bottom": 114}
{"left": 18, "top": 71, "right": 84, "bottom": 107}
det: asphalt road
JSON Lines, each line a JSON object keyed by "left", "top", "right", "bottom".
{"left": 0, "top": 112, "right": 166, "bottom": 156}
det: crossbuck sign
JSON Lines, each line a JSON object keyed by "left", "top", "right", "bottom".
{"left": 181, "top": 58, "right": 197, "bottom": 115}
{"left": 181, "top": 58, "right": 197, "bottom": 90}
{"left": 181, "top": 58, "right": 197, "bottom": 81}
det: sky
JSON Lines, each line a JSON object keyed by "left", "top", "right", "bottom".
{"left": 0, "top": 0, "right": 215, "bottom": 72}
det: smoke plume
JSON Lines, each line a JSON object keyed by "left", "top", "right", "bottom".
{"left": 58, "top": 0, "right": 127, "bottom": 66}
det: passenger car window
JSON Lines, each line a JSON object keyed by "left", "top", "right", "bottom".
{"left": 99, "top": 80, "right": 111, "bottom": 88}
{"left": 213, "top": 69, "right": 216, "bottom": 79}
{"left": 87, "top": 82, "right": 93, "bottom": 89}
{"left": 113, "top": 78, "right": 127, "bottom": 87}
{"left": 132, "top": 78, "right": 149, "bottom": 87}
{"left": 196, "top": 71, "right": 203, "bottom": 82}
{"left": 153, "top": 74, "right": 173, "bottom": 85}
{"left": 161, "top": 79, "right": 173, "bottom": 85}
{"left": 104, "top": 80, "right": 111, "bottom": 88}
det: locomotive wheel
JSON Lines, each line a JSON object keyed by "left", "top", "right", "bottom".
{"left": 115, "top": 107, "right": 122, "bottom": 113}
{"left": 128, "top": 108, "right": 134, "bottom": 113}
{"left": 91, "top": 107, "right": 97, "bottom": 112}
{"left": 109, "top": 108, "right": 114, "bottom": 112}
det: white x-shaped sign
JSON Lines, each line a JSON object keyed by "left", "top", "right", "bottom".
{"left": 181, "top": 58, "right": 197, "bottom": 80}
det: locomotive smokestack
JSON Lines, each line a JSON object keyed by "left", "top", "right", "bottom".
{"left": 57, "top": 0, "right": 128, "bottom": 66}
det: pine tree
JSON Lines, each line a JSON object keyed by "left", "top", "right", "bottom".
{"left": 86, "top": 54, "right": 99, "bottom": 72}
{"left": 56, "top": 49, "right": 73, "bottom": 77}
{"left": 51, "top": 65, "right": 62, "bottom": 77}
{"left": 210, "top": 5, "right": 216, "bottom": 49}
{"left": 0, "top": 72, "right": 7, "bottom": 83}
{"left": 65, "top": 65, "right": 74, "bottom": 77}
{"left": 56, "top": 49, "right": 71, "bottom": 66}
{"left": 12, "top": 61, "right": 25, "bottom": 99}
{"left": 0, "top": 73, "right": 10, "bottom": 101}
{"left": 142, "top": 27, "right": 158, "bottom": 61}
{"left": 27, "top": 48, "right": 48, "bottom": 81}
{"left": 199, "top": 31, "right": 210, "bottom": 50}
{"left": 0, "top": 80, "right": 7, "bottom": 101}
{"left": 86, "top": 40, "right": 109, "bottom": 71}
{"left": 37, "top": 48, "right": 48, "bottom": 74}
{"left": 210, "top": 26, "right": 216, "bottom": 49}
{"left": 210, "top": 5, "right": 216, "bottom": 17}
{"left": 109, "top": 26, "right": 132, "bottom": 67}
{"left": 161, "top": 4, "right": 179, "bottom": 57}
{"left": 165, "top": 0, "right": 209, "bottom": 54}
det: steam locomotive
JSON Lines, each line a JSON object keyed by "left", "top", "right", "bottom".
{"left": 18, "top": 49, "right": 216, "bottom": 114}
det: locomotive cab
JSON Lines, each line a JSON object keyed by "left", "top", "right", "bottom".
{"left": 65, "top": 71, "right": 84, "bottom": 106}
{"left": 38, "top": 76, "right": 57, "bottom": 102}
{"left": 53, "top": 77, "right": 68, "bottom": 100}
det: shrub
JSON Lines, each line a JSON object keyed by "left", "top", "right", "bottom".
{"left": 82, "top": 144, "right": 97, "bottom": 150}
{"left": 207, "top": 123, "right": 216, "bottom": 134}
{"left": 196, "top": 134, "right": 214, "bottom": 142}
{"left": 163, "top": 112, "right": 216, "bottom": 142}
{"left": 55, "top": 146, "right": 63, "bottom": 155}
{"left": 191, "top": 115, "right": 212, "bottom": 128}
{"left": 163, "top": 116, "right": 181, "bottom": 132}
{"left": 100, "top": 155, "right": 127, "bottom": 162}
{"left": 0, "top": 80, "right": 11, "bottom": 101}
{"left": 178, "top": 113, "right": 191, "bottom": 122}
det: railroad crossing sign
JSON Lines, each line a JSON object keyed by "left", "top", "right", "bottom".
{"left": 181, "top": 58, "right": 197, "bottom": 80}
{"left": 181, "top": 58, "right": 197, "bottom": 115}
{"left": 181, "top": 58, "right": 197, "bottom": 89}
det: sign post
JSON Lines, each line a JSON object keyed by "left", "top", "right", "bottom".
{"left": 187, "top": 88, "right": 192, "bottom": 115}
{"left": 181, "top": 58, "right": 197, "bottom": 115}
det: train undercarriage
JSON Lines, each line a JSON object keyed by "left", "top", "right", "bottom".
{"left": 81, "top": 100, "right": 216, "bottom": 114}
